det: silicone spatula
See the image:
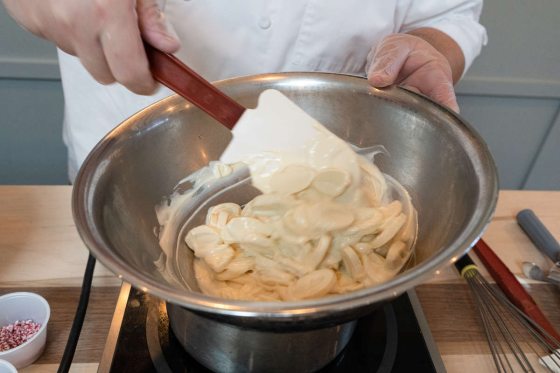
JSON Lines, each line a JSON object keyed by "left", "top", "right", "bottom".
{"left": 145, "top": 44, "right": 321, "bottom": 164}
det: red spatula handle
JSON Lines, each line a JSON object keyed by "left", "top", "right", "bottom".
{"left": 473, "top": 238, "right": 560, "bottom": 345}
{"left": 145, "top": 44, "right": 245, "bottom": 129}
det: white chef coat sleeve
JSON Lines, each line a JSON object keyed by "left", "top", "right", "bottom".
{"left": 396, "top": 0, "right": 488, "bottom": 74}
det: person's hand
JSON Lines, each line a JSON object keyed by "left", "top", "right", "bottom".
{"left": 2, "top": 0, "right": 180, "bottom": 94}
{"left": 367, "top": 33, "right": 459, "bottom": 113}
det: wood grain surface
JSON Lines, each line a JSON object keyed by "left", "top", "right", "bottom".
{"left": 417, "top": 283, "right": 560, "bottom": 353}
{"left": 1, "top": 186, "right": 559, "bottom": 372}
{"left": 0, "top": 186, "right": 119, "bottom": 288}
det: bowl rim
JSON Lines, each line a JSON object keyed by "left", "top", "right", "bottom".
{"left": 0, "top": 359, "right": 17, "bottom": 373}
{"left": 72, "top": 72, "right": 499, "bottom": 321}
{"left": 0, "top": 292, "right": 50, "bottom": 356}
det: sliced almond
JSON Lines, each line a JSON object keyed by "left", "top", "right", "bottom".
{"left": 333, "top": 272, "right": 364, "bottom": 293}
{"left": 353, "top": 242, "right": 373, "bottom": 255}
{"left": 206, "top": 203, "right": 242, "bottom": 228}
{"left": 379, "top": 201, "right": 402, "bottom": 219}
{"left": 370, "top": 213, "right": 406, "bottom": 249}
{"left": 342, "top": 246, "right": 366, "bottom": 280}
{"left": 285, "top": 269, "right": 336, "bottom": 300}
{"left": 269, "top": 164, "right": 316, "bottom": 194}
{"left": 362, "top": 252, "right": 390, "bottom": 284}
{"left": 203, "top": 244, "right": 236, "bottom": 273}
{"left": 225, "top": 217, "right": 273, "bottom": 244}
{"left": 185, "top": 225, "right": 222, "bottom": 255}
{"left": 242, "top": 193, "right": 297, "bottom": 218}
{"left": 255, "top": 256, "right": 296, "bottom": 286}
{"left": 344, "top": 213, "right": 383, "bottom": 237}
{"left": 385, "top": 241, "right": 410, "bottom": 270}
{"left": 302, "top": 235, "right": 332, "bottom": 271}
{"left": 311, "top": 168, "right": 351, "bottom": 197}
{"left": 215, "top": 256, "right": 255, "bottom": 281}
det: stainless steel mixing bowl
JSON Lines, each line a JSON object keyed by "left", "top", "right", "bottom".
{"left": 73, "top": 72, "right": 498, "bottom": 372}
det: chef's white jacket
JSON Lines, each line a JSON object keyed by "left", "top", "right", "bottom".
{"left": 59, "top": 0, "right": 487, "bottom": 180}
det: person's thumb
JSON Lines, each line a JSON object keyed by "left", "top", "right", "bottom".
{"left": 367, "top": 36, "right": 412, "bottom": 88}
{"left": 430, "top": 81, "right": 460, "bottom": 113}
{"left": 137, "top": 0, "right": 180, "bottom": 53}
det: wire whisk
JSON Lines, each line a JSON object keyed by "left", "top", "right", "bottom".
{"left": 455, "top": 254, "right": 560, "bottom": 372}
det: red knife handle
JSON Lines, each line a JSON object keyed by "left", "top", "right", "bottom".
{"left": 473, "top": 238, "right": 560, "bottom": 344}
{"left": 145, "top": 43, "right": 245, "bottom": 129}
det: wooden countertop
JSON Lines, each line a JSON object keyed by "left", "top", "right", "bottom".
{"left": 0, "top": 186, "right": 559, "bottom": 372}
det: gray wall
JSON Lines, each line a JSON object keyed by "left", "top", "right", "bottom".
{"left": 0, "top": 8, "right": 66, "bottom": 184}
{"left": 1, "top": 2, "right": 559, "bottom": 188}
{"left": 456, "top": 0, "right": 560, "bottom": 190}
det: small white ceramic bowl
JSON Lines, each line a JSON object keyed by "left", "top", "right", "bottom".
{"left": 0, "top": 292, "right": 50, "bottom": 369}
{"left": 0, "top": 360, "right": 17, "bottom": 373}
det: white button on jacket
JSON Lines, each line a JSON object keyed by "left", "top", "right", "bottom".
{"left": 258, "top": 16, "right": 272, "bottom": 30}
{"left": 59, "top": 0, "right": 487, "bottom": 180}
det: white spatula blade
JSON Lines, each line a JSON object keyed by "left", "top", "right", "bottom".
{"left": 219, "top": 89, "right": 321, "bottom": 164}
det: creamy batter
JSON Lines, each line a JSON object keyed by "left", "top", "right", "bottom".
{"left": 156, "top": 119, "right": 416, "bottom": 301}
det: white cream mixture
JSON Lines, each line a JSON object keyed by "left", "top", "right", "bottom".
{"left": 156, "top": 120, "right": 417, "bottom": 301}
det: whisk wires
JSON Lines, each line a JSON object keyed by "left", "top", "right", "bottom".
{"left": 457, "top": 256, "right": 560, "bottom": 373}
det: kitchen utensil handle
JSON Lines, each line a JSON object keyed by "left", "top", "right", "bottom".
{"left": 473, "top": 239, "right": 560, "bottom": 343}
{"left": 517, "top": 209, "right": 560, "bottom": 263}
{"left": 145, "top": 44, "right": 245, "bottom": 129}
{"left": 454, "top": 254, "right": 476, "bottom": 276}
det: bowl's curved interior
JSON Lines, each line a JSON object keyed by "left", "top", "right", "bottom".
{"left": 73, "top": 73, "right": 497, "bottom": 325}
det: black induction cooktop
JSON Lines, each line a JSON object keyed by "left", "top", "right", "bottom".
{"left": 98, "top": 284, "right": 445, "bottom": 373}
